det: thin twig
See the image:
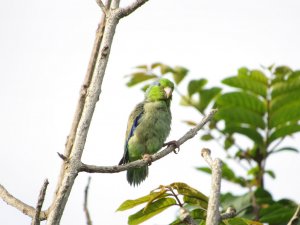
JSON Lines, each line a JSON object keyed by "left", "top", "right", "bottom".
{"left": 201, "top": 148, "right": 222, "bottom": 225}
{"left": 220, "top": 207, "right": 236, "bottom": 220}
{"left": 83, "top": 177, "right": 92, "bottom": 225}
{"left": 31, "top": 179, "right": 49, "bottom": 225}
{"left": 288, "top": 204, "right": 300, "bottom": 225}
{"left": 79, "top": 109, "right": 217, "bottom": 173}
{"left": 117, "top": 0, "right": 149, "bottom": 18}
{"left": 0, "top": 184, "right": 47, "bottom": 220}
{"left": 96, "top": 0, "right": 107, "bottom": 14}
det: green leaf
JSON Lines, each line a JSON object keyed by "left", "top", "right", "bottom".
{"left": 128, "top": 197, "right": 176, "bottom": 225}
{"left": 250, "top": 70, "right": 268, "bottom": 85}
{"left": 224, "top": 125, "right": 264, "bottom": 146}
{"left": 201, "top": 133, "right": 214, "bottom": 141}
{"left": 135, "top": 64, "right": 148, "bottom": 69}
{"left": 196, "top": 167, "right": 212, "bottom": 174}
{"left": 224, "top": 136, "right": 234, "bottom": 150}
{"left": 187, "top": 79, "right": 207, "bottom": 96}
{"left": 224, "top": 217, "right": 263, "bottom": 225}
{"left": 271, "top": 79, "right": 300, "bottom": 98}
{"left": 217, "top": 92, "right": 266, "bottom": 115}
{"left": 216, "top": 107, "right": 265, "bottom": 129}
{"left": 126, "top": 72, "right": 157, "bottom": 87}
{"left": 274, "top": 65, "right": 293, "bottom": 78}
{"left": 182, "top": 120, "right": 197, "bottom": 126}
{"left": 151, "top": 62, "right": 162, "bottom": 69}
{"left": 222, "top": 76, "right": 267, "bottom": 97}
{"left": 265, "top": 170, "right": 276, "bottom": 179}
{"left": 238, "top": 67, "right": 250, "bottom": 77}
{"left": 160, "top": 64, "right": 174, "bottom": 74}
{"left": 270, "top": 89, "right": 300, "bottom": 113}
{"left": 183, "top": 196, "right": 208, "bottom": 209}
{"left": 259, "top": 204, "right": 295, "bottom": 224}
{"left": 271, "top": 146, "right": 299, "bottom": 154}
{"left": 171, "top": 182, "right": 208, "bottom": 206}
{"left": 269, "top": 101, "right": 300, "bottom": 128}
{"left": 269, "top": 124, "right": 300, "bottom": 143}
{"left": 172, "top": 66, "right": 189, "bottom": 85}
{"left": 117, "top": 191, "right": 168, "bottom": 211}
{"left": 198, "top": 87, "right": 222, "bottom": 112}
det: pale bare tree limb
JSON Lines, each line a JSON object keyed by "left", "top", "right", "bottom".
{"left": 79, "top": 109, "right": 217, "bottom": 173}
{"left": 220, "top": 207, "right": 236, "bottom": 220}
{"left": 96, "top": 0, "right": 107, "bottom": 14}
{"left": 0, "top": 183, "right": 47, "bottom": 220}
{"left": 201, "top": 148, "right": 222, "bottom": 225}
{"left": 46, "top": 1, "right": 148, "bottom": 224}
{"left": 83, "top": 177, "right": 92, "bottom": 225}
{"left": 31, "top": 179, "right": 49, "bottom": 225}
{"left": 117, "top": 0, "right": 149, "bottom": 18}
{"left": 288, "top": 204, "right": 300, "bottom": 225}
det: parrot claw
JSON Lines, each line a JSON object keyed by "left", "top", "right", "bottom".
{"left": 163, "top": 140, "right": 180, "bottom": 154}
{"left": 142, "top": 154, "right": 153, "bottom": 165}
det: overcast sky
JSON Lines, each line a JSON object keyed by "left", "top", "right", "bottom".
{"left": 1, "top": 0, "right": 300, "bottom": 224}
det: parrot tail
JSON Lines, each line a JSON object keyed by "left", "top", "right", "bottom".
{"left": 127, "top": 166, "right": 149, "bottom": 186}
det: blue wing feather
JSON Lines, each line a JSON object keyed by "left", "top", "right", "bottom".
{"left": 119, "top": 103, "right": 144, "bottom": 165}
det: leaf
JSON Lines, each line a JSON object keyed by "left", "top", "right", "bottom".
{"left": 217, "top": 92, "right": 266, "bottom": 115}
{"left": 198, "top": 87, "right": 222, "bottom": 112}
{"left": 223, "top": 217, "right": 263, "bottom": 225}
{"left": 135, "top": 64, "right": 148, "bottom": 69}
{"left": 160, "top": 64, "right": 174, "bottom": 74}
{"left": 238, "top": 67, "right": 250, "bottom": 77}
{"left": 224, "top": 125, "right": 264, "bottom": 146}
{"left": 270, "top": 89, "right": 300, "bottom": 113}
{"left": 172, "top": 66, "right": 189, "bottom": 85}
{"left": 128, "top": 197, "right": 176, "bottom": 225}
{"left": 117, "top": 191, "right": 168, "bottom": 211}
{"left": 249, "top": 70, "right": 268, "bottom": 85}
{"left": 201, "top": 133, "right": 214, "bottom": 141}
{"left": 270, "top": 146, "right": 299, "bottom": 154}
{"left": 271, "top": 79, "right": 300, "bottom": 98}
{"left": 216, "top": 107, "right": 265, "bottom": 129}
{"left": 188, "top": 79, "right": 207, "bottom": 96}
{"left": 269, "top": 124, "right": 300, "bottom": 143}
{"left": 269, "top": 101, "right": 300, "bottom": 128}
{"left": 222, "top": 76, "right": 267, "bottom": 97}
{"left": 182, "top": 120, "right": 197, "bottom": 126}
{"left": 265, "top": 170, "right": 276, "bottom": 179}
{"left": 196, "top": 167, "right": 212, "bottom": 174}
{"left": 224, "top": 136, "right": 234, "bottom": 150}
{"left": 259, "top": 204, "right": 295, "bottom": 224}
{"left": 126, "top": 72, "right": 157, "bottom": 87}
{"left": 171, "top": 182, "right": 208, "bottom": 208}
{"left": 183, "top": 196, "right": 208, "bottom": 209}
{"left": 151, "top": 62, "right": 162, "bottom": 69}
{"left": 274, "top": 65, "right": 293, "bottom": 78}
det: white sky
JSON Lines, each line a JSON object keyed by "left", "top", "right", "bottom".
{"left": 0, "top": 0, "right": 300, "bottom": 225}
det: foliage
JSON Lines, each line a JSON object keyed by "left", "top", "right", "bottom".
{"left": 120, "top": 63, "right": 300, "bottom": 224}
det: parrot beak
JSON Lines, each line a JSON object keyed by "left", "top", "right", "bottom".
{"left": 164, "top": 87, "right": 173, "bottom": 99}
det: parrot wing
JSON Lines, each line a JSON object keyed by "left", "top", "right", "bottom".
{"left": 118, "top": 102, "right": 144, "bottom": 165}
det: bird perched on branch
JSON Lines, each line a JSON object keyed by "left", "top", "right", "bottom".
{"left": 119, "top": 78, "right": 175, "bottom": 186}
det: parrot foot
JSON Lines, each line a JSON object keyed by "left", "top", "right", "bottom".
{"left": 142, "top": 154, "right": 153, "bottom": 165}
{"left": 163, "top": 140, "right": 180, "bottom": 154}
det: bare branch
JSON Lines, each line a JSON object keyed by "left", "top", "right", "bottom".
{"left": 0, "top": 184, "right": 47, "bottom": 220}
{"left": 83, "top": 177, "right": 93, "bottom": 225}
{"left": 31, "top": 179, "right": 49, "bottom": 225}
{"left": 179, "top": 207, "right": 197, "bottom": 225}
{"left": 95, "top": 0, "right": 107, "bottom": 15}
{"left": 220, "top": 207, "right": 236, "bottom": 220}
{"left": 288, "top": 204, "right": 300, "bottom": 225}
{"left": 79, "top": 109, "right": 217, "bottom": 173}
{"left": 201, "top": 149, "right": 222, "bottom": 225}
{"left": 117, "top": 0, "right": 149, "bottom": 18}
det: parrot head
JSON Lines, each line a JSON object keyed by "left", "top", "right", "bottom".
{"left": 145, "top": 78, "right": 174, "bottom": 102}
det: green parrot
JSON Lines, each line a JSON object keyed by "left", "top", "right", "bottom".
{"left": 119, "top": 78, "right": 175, "bottom": 186}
